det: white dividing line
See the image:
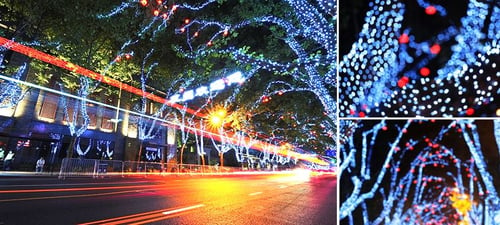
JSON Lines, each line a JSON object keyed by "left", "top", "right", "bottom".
{"left": 249, "top": 192, "right": 263, "bottom": 196}
{"left": 279, "top": 185, "right": 288, "bottom": 189}
{"left": 162, "top": 204, "right": 205, "bottom": 215}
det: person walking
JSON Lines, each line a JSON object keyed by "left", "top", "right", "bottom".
{"left": 3, "top": 151, "right": 15, "bottom": 171}
{"left": 36, "top": 157, "right": 45, "bottom": 173}
{"left": 0, "top": 146, "right": 5, "bottom": 161}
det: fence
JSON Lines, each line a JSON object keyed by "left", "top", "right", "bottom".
{"left": 58, "top": 158, "right": 238, "bottom": 179}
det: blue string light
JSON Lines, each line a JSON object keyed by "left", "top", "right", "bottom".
{"left": 339, "top": 0, "right": 499, "bottom": 117}
{"left": 340, "top": 119, "right": 500, "bottom": 224}
{"left": 0, "top": 62, "right": 28, "bottom": 109}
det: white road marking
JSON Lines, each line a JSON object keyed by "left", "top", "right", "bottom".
{"left": 162, "top": 204, "right": 205, "bottom": 215}
{"left": 249, "top": 192, "right": 263, "bottom": 196}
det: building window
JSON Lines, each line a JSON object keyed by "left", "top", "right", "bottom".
{"left": 101, "top": 116, "right": 114, "bottom": 131}
{"left": 39, "top": 93, "right": 58, "bottom": 119}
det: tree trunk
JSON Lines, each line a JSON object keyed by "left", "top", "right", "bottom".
{"left": 179, "top": 142, "right": 187, "bottom": 165}
{"left": 219, "top": 152, "right": 224, "bottom": 168}
{"left": 136, "top": 141, "right": 143, "bottom": 171}
{"left": 66, "top": 137, "right": 77, "bottom": 158}
{"left": 200, "top": 154, "right": 205, "bottom": 173}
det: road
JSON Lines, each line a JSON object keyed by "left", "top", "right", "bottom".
{"left": 0, "top": 172, "right": 336, "bottom": 225}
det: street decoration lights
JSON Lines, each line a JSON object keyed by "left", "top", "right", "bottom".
{"left": 99, "top": 0, "right": 336, "bottom": 166}
{"left": 168, "top": 71, "right": 245, "bottom": 103}
{"left": 0, "top": 0, "right": 335, "bottom": 167}
{"left": 339, "top": 0, "right": 499, "bottom": 117}
{"left": 0, "top": 62, "right": 27, "bottom": 109}
{"left": 340, "top": 120, "right": 500, "bottom": 224}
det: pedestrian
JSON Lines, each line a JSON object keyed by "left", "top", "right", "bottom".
{"left": 3, "top": 151, "right": 15, "bottom": 171}
{"left": 0, "top": 146, "right": 5, "bottom": 161}
{"left": 36, "top": 157, "right": 45, "bottom": 173}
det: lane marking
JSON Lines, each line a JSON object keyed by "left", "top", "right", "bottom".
{"left": 279, "top": 185, "right": 288, "bottom": 188}
{"left": 162, "top": 204, "right": 205, "bottom": 215}
{"left": 249, "top": 192, "right": 263, "bottom": 196}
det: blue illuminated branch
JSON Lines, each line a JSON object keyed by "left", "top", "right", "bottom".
{"left": 340, "top": 120, "right": 500, "bottom": 224}
{"left": 316, "top": 0, "right": 335, "bottom": 16}
{"left": 75, "top": 137, "right": 92, "bottom": 156}
{"left": 178, "top": 0, "right": 217, "bottom": 11}
{"left": 339, "top": 0, "right": 499, "bottom": 117}
{"left": 96, "top": 140, "right": 113, "bottom": 159}
{"left": 459, "top": 121, "right": 499, "bottom": 203}
{"left": 340, "top": 120, "right": 411, "bottom": 219}
{"left": 97, "top": 1, "right": 136, "bottom": 18}
{"left": 416, "top": 0, "right": 448, "bottom": 16}
{"left": 58, "top": 77, "right": 104, "bottom": 157}
{"left": 136, "top": 49, "right": 167, "bottom": 141}
{"left": 496, "top": 120, "right": 500, "bottom": 158}
{"left": 0, "top": 62, "right": 28, "bottom": 108}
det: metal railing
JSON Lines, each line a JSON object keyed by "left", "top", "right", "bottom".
{"left": 58, "top": 158, "right": 240, "bottom": 179}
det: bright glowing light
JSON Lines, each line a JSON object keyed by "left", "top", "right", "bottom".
{"left": 209, "top": 79, "right": 225, "bottom": 91}
{"left": 195, "top": 86, "right": 209, "bottom": 97}
{"left": 167, "top": 71, "right": 245, "bottom": 102}
{"left": 169, "top": 94, "right": 180, "bottom": 102}
{"left": 226, "top": 71, "right": 244, "bottom": 84}
{"left": 292, "top": 168, "right": 311, "bottom": 182}
{"left": 208, "top": 107, "right": 227, "bottom": 130}
{"left": 182, "top": 90, "right": 194, "bottom": 101}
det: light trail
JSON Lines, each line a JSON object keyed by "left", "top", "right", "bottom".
{"left": 0, "top": 180, "right": 153, "bottom": 188}
{"left": 0, "top": 36, "right": 328, "bottom": 166}
{"left": 0, "top": 184, "right": 160, "bottom": 194}
{"left": 79, "top": 204, "right": 205, "bottom": 225}
{"left": 0, "top": 189, "right": 146, "bottom": 203}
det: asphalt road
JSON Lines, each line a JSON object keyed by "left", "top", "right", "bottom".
{"left": 0, "top": 172, "right": 337, "bottom": 225}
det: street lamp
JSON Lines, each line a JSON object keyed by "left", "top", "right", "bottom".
{"left": 208, "top": 108, "right": 227, "bottom": 130}
{"left": 207, "top": 107, "right": 228, "bottom": 167}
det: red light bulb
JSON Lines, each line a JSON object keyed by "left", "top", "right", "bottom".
{"left": 425, "top": 6, "right": 437, "bottom": 15}
{"left": 398, "top": 33, "right": 409, "bottom": 44}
